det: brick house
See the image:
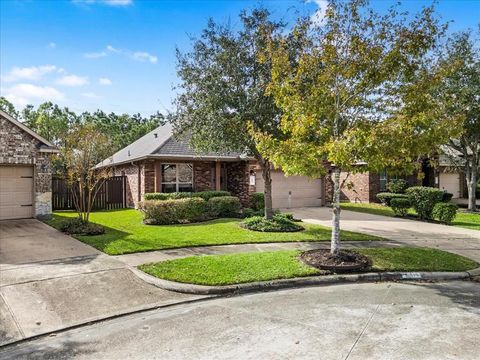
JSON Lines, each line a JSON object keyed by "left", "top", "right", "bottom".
{"left": 0, "top": 110, "right": 58, "bottom": 220}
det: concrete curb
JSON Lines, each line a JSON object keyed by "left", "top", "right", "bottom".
{"left": 132, "top": 266, "right": 480, "bottom": 295}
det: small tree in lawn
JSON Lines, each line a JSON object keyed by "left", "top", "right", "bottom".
{"left": 174, "top": 8, "right": 289, "bottom": 219}
{"left": 253, "top": 0, "right": 459, "bottom": 256}
{"left": 61, "top": 123, "right": 112, "bottom": 223}
{"left": 436, "top": 29, "right": 480, "bottom": 212}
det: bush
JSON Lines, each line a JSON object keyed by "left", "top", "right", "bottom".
{"left": 207, "top": 196, "right": 241, "bottom": 218}
{"left": 376, "top": 192, "right": 408, "bottom": 206}
{"left": 144, "top": 191, "right": 230, "bottom": 201}
{"left": 441, "top": 191, "right": 453, "bottom": 202}
{"left": 240, "top": 215, "right": 304, "bottom": 232}
{"left": 386, "top": 179, "right": 409, "bottom": 194}
{"left": 432, "top": 202, "right": 458, "bottom": 224}
{"left": 406, "top": 186, "right": 444, "bottom": 220}
{"left": 390, "top": 198, "right": 411, "bottom": 217}
{"left": 139, "top": 198, "right": 208, "bottom": 225}
{"left": 242, "top": 208, "right": 264, "bottom": 218}
{"left": 250, "top": 192, "right": 265, "bottom": 211}
{"left": 59, "top": 218, "right": 105, "bottom": 235}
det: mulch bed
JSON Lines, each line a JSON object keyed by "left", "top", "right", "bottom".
{"left": 300, "top": 249, "right": 371, "bottom": 273}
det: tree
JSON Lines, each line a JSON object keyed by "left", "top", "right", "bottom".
{"left": 0, "top": 97, "right": 19, "bottom": 118}
{"left": 22, "top": 102, "right": 79, "bottom": 146}
{"left": 253, "top": 0, "right": 459, "bottom": 255}
{"left": 60, "top": 123, "right": 112, "bottom": 223}
{"left": 437, "top": 29, "right": 480, "bottom": 212}
{"left": 173, "top": 8, "right": 287, "bottom": 219}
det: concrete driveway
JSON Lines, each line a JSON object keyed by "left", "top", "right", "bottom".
{"left": 1, "top": 281, "right": 478, "bottom": 359}
{"left": 290, "top": 207, "right": 480, "bottom": 262}
{"left": 0, "top": 219, "right": 204, "bottom": 346}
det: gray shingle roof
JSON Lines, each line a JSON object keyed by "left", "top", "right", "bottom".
{"left": 96, "top": 122, "right": 247, "bottom": 168}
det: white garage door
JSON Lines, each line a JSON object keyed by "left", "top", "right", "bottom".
{"left": 439, "top": 173, "right": 460, "bottom": 199}
{"left": 256, "top": 170, "right": 323, "bottom": 208}
{"left": 0, "top": 166, "right": 34, "bottom": 220}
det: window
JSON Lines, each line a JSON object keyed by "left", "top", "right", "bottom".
{"left": 379, "top": 169, "right": 388, "bottom": 192}
{"left": 161, "top": 163, "right": 193, "bottom": 193}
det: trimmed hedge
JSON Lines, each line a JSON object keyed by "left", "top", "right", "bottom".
{"left": 390, "top": 198, "right": 411, "bottom": 217}
{"left": 432, "top": 202, "right": 458, "bottom": 224}
{"left": 242, "top": 208, "right": 264, "bottom": 218}
{"left": 207, "top": 196, "right": 241, "bottom": 218}
{"left": 250, "top": 192, "right": 265, "bottom": 211}
{"left": 240, "top": 214, "right": 304, "bottom": 232}
{"left": 376, "top": 192, "right": 408, "bottom": 206}
{"left": 406, "top": 186, "right": 444, "bottom": 220}
{"left": 144, "top": 191, "right": 231, "bottom": 201}
{"left": 139, "top": 198, "right": 208, "bottom": 225}
{"left": 386, "top": 179, "right": 409, "bottom": 194}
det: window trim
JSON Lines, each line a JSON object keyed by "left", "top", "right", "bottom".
{"left": 161, "top": 163, "right": 193, "bottom": 192}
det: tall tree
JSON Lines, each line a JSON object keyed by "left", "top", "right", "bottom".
{"left": 173, "top": 8, "right": 287, "bottom": 219}
{"left": 436, "top": 29, "right": 480, "bottom": 211}
{"left": 253, "top": 0, "right": 459, "bottom": 255}
{"left": 0, "top": 97, "right": 19, "bottom": 118}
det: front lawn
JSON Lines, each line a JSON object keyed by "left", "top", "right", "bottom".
{"left": 139, "top": 248, "right": 478, "bottom": 286}
{"left": 341, "top": 202, "right": 480, "bottom": 231}
{"left": 46, "top": 209, "right": 383, "bottom": 255}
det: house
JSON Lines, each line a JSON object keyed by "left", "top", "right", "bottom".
{"left": 0, "top": 110, "right": 58, "bottom": 220}
{"left": 96, "top": 123, "right": 326, "bottom": 209}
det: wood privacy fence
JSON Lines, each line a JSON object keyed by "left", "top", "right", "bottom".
{"left": 52, "top": 176, "right": 127, "bottom": 210}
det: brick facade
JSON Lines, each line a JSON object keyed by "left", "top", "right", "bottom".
{"left": 0, "top": 114, "right": 54, "bottom": 218}
{"left": 116, "top": 159, "right": 255, "bottom": 208}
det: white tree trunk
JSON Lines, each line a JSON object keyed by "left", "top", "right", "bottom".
{"left": 331, "top": 168, "right": 341, "bottom": 255}
{"left": 466, "top": 163, "right": 477, "bottom": 212}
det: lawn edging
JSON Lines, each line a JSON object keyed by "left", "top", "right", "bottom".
{"left": 132, "top": 265, "right": 480, "bottom": 295}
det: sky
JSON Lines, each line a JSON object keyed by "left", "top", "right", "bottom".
{"left": 1, "top": 0, "right": 479, "bottom": 117}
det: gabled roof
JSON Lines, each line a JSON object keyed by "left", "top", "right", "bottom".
{"left": 96, "top": 122, "right": 248, "bottom": 168}
{"left": 0, "top": 109, "right": 58, "bottom": 152}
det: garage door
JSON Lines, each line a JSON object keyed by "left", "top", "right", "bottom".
{"left": 439, "top": 172, "right": 460, "bottom": 199}
{"left": 255, "top": 170, "right": 323, "bottom": 208}
{"left": 0, "top": 166, "right": 34, "bottom": 220}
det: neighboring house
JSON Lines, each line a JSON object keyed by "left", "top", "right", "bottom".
{"left": 96, "top": 123, "right": 326, "bottom": 209}
{"left": 0, "top": 110, "right": 58, "bottom": 220}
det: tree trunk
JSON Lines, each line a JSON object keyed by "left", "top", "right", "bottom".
{"left": 466, "top": 163, "right": 477, "bottom": 212}
{"left": 331, "top": 167, "right": 341, "bottom": 255}
{"left": 261, "top": 161, "right": 274, "bottom": 220}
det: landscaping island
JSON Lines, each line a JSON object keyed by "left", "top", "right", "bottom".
{"left": 139, "top": 248, "right": 478, "bottom": 286}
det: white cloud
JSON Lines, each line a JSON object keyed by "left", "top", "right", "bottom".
{"left": 81, "top": 92, "right": 100, "bottom": 98}
{"left": 72, "top": 0, "right": 132, "bottom": 6}
{"left": 308, "top": 0, "right": 329, "bottom": 26}
{"left": 99, "top": 77, "right": 112, "bottom": 85}
{"left": 2, "top": 65, "right": 57, "bottom": 82}
{"left": 3, "top": 83, "right": 65, "bottom": 107}
{"left": 56, "top": 75, "right": 89, "bottom": 86}
{"left": 48, "top": 42, "right": 56, "bottom": 49}
{"left": 132, "top": 51, "right": 158, "bottom": 64}
{"left": 106, "top": 45, "right": 120, "bottom": 53}
{"left": 84, "top": 51, "right": 107, "bottom": 59}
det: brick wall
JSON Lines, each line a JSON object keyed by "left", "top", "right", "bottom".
{"left": 114, "top": 163, "right": 139, "bottom": 208}
{"left": 194, "top": 161, "right": 215, "bottom": 191}
{"left": 0, "top": 115, "right": 53, "bottom": 218}
{"left": 226, "top": 161, "right": 252, "bottom": 206}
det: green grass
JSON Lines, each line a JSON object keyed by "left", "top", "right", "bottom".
{"left": 139, "top": 248, "right": 479, "bottom": 286}
{"left": 341, "top": 202, "right": 480, "bottom": 231}
{"left": 45, "top": 209, "right": 383, "bottom": 255}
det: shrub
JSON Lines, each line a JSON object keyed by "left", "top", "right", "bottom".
{"left": 432, "top": 203, "right": 458, "bottom": 224}
{"left": 441, "top": 192, "right": 453, "bottom": 202}
{"left": 240, "top": 215, "right": 304, "bottom": 232}
{"left": 242, "top": 208, "right": 264, "bottom": 218}
{"left": 207, "top": 196, "right": 241, "bottom": 217}
{"left": 144, "top": 190, "right": 231, "bottom": 201}
{"left": 139, "top": 198, "right": 208, "bottom": 225}
{"left": 376, "top": 192, "right": 408, "bottom": 206}
{"left": 59, "top": 218, "right": 105, "bottom": 235}
{"left": 390, "top": 198, "right": 411, "bottom": 217}
{"left": 250, "top": 192, "right": 265, "bottom": 211}
{"left": 406, "top": 186, "right": 444, "bottom": 220}
{"left": 386, "top": 179, "right": 409, "bottom": 194}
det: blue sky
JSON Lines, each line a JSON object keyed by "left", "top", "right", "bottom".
{"left": 1, "top": 0, "right": 479, "bottom": 116}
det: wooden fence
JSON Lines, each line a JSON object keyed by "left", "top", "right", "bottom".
{"left": 52, "top": 176, "right": 127, "bottom": 211}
